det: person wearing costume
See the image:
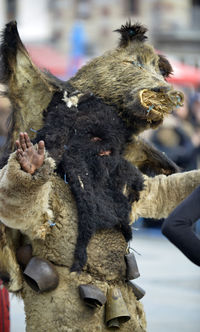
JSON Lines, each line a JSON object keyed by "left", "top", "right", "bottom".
{"left": 0, "top": 21, "right": 199, "bottom": 332}
{"left": 0, "top": 131, "right": 200, "bottom": 331}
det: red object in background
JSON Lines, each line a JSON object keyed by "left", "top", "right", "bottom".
{"left": 26, "top": 45, "right": 200, "bottom": 87}
{"left": 0, "top": 280, "right": 10, "bottom": 332}
{"left": 27, "top": 45, "right": 67, "bottom": 77}
{"left": 167, "top": 59, "right": 200, "bottom": 88}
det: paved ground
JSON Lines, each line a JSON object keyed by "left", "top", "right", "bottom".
{"left": 10, "top": 295, "right": 25, "bottom": 332}
{"left": 132, "top": 228, "right": 200, "bottom": 332}
{"left": 9, "top": 228, "right": 200, "bottom": 332}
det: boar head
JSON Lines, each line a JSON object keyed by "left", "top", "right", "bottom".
{"left": 69, "top": 22, "right": 184, "bottom": 135}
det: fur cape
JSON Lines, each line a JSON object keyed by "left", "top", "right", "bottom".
{"left": 33, "top": 90, "right": 144, "bottom": 271}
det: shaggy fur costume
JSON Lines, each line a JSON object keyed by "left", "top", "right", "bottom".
{"left": 1, "top": 152, "right": 200, "bottom": 331}
{"left": 33, "top": 91, "right": 144, "bottom": 271}
{"left": 0, "top": 21, "right": 199, "bottom": 332}
{"left": 0, "top": 21, "right": 181, "bottom": 176}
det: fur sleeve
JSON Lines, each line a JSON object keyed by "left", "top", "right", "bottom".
{"left": 131, "top": 169, "right": 200, "bottom": 222}
{"left": 0, "top": 150, "right": 56, "bottom": 240}
{"left": 0, "top": 224, "right": 22, "bottom": 292}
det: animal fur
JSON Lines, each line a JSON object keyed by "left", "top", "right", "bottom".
{"left": 114, "top": 21, "right": 148, "bottom": 46}
{"left": 34, "top": 91, "right": 144, "bottom": 271}
{"left": 0, "top": 20, "right": 198, "bottom": 332}
{"left": 0, "top": 20, "right": 181, "bottom": 176}
{"left": 2, "top": 146, "right": 200, "bottom": 331}
{"left": 69, "top": 21, "right": 183, "bottom": 135}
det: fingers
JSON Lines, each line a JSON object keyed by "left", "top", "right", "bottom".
{"left": 16, "top": 149, "right": 23, "bottom": 162}
{"left": 16, "top": 148, "right": 23, "bottom": 156}
{"left": 17, "top": 132, "right": 32, "bottom": 151}
{"left": 15, "top": 132, "right": 45, "bottom": 157}
{"left": 38, "top": 140, "right": 45, "bottom": 155}
{"left": 15, "top": 140, "right": 20, "bottom": 150}
{"left": 19, "top": 132, "right": 27, "bottom": 151}
{"left": 16, "top": 139, "right": 23, "bottom": 159}
{"left": 24, "top": 132, "right": 32, "bottom": 148}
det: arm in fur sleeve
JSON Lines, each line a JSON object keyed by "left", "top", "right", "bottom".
{"left": 131, "top": 169, "right": 200, "bottom": 222}
{"left": 0, "top": 151, "right": 55, "bottom": 240}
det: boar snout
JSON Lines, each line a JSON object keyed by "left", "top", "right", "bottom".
{"left": 167, "top": 90, "right": 184, "bottom": 107}
{"left": 139, "top": 88, "right": 184, "bottom": 122}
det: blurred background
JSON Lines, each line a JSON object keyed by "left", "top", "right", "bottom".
{"left": 0, "top": 1, "right": 200, "bottom": 331}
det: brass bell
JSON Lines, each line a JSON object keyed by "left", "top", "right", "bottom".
{"left": 128, "top": 281, "right": 146, "bottom": 300}
{"left": 124, "top": 252, "right": 140, "bottom": 280}
{"left": 23, "top": 257, "right": 59, "bottom": 293}
{"left": 16, "top": 244, "right": 32, "bottom": 268}
{"left": 79, "top": 284, "right": 106, "bottom": 308}
{"left": 105, "top": 287, "right": 131, "bottom": 328}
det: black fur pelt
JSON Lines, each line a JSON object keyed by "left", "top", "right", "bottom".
{"left": 34, "top": 91, "right": 144, "bottom": 272}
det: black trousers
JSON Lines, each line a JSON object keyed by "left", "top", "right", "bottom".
{"left": 162, "top": 185, "right": 200, "bottom": 266}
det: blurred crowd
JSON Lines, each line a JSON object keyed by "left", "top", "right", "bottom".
{"left": 142, "top": 86, "right": 200, "bottom": 172}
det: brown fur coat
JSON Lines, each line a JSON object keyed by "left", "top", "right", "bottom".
{"left": 0, "top": 150, "right": 200, "bottom": 331}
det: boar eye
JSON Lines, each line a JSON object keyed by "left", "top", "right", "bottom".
{"left": 123, "top": 60, "right": 144, "bottom": 68}
{"left": 132, "top": 60, "right": 143, "bottom": 68}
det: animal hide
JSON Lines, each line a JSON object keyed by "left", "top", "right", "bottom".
{"left": 33, "top": 91, "right": 144, "bottom": 271}
{"left": 0, "top": 21, "right": 181, "bottom": 175}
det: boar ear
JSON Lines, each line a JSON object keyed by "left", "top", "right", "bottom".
{"left": 158, "top": 54, "right": 173, "bottom": 78}
{"left": 0, "top": 21, "right": 55, "bottom": 154}
{"left": 114, "top": 21, "right": 148, "bottom": 47}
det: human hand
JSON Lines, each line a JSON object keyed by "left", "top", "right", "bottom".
{"left": 16, "top": 132, "right": 45, "bottom": 174}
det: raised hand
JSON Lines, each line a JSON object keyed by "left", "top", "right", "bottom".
{"left": 16, "top": 132, "right": 45, "bottom": 174}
